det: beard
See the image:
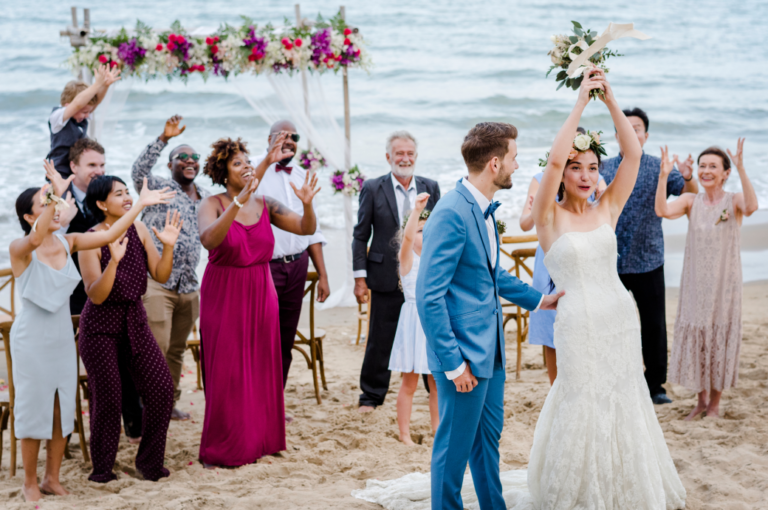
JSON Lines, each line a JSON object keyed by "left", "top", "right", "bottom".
{"left": 493, "top": 163, "right": 514, "bottom": 190}
{"left": 279, "top": 154, "right": 295, "bottom": 167}
{"left": 391, "top": 161, "right": 415, "bottom": 178}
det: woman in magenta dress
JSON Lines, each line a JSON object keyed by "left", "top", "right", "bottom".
{"left": 197, "top": 137, "right": 319, "bottom": 467}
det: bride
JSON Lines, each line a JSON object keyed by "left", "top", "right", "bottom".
{"left": 353, "top": 71, "right": 686, "bottom": 510}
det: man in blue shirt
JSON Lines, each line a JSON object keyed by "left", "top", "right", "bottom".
{"left": 601, "top": 108, "right": 698, "bottom": 405}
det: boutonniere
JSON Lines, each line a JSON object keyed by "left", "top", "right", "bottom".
{"left": 715, "top": 209, "right": 729, "bottom": 225}
{"left": 496, "top": 220, "right": 507, "bottom": 236}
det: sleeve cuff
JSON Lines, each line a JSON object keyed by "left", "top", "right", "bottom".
{"left": 445, "top": 361, "right": 467, "bottom": 381}
{"left": 533, "top": 295, "right": 544, "bottom": 312}
{"left": 353, "top": 270, "right": 367, "bottom": 279}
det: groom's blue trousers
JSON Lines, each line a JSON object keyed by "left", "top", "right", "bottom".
{"left": 431, "top": 356, "right": 506, "bottom": 510}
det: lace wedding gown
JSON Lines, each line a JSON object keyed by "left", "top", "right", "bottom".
{"left": 353, "top": 225, "right": 686, "bottom": 510}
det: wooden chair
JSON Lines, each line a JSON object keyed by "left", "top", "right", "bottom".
{"left": 70, "top": 315, "right": 90, "bottom": 463}
{"left": 186, "top": 322, "right": 203, "bottom": 390}
{"left": 356, "top": 290, "right": 371, "bottom": 345}
{"left": 293, "top": 271, "right": 327, "bottom": 404}
{"left": 0, "top": 269, "right": 16, "bottom": 350}
{"left": 499, "top": 234, "right": 542, "bottom": 380}
{"left": 0, "top": 317, "right": 89, "bottom": 477}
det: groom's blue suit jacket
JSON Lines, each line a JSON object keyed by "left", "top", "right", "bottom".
{"left": 416, "top": 180, "right": 543, "bottom": 379}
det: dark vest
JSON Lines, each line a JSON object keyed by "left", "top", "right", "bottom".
{"left": 67, "top": 185, "right": 97, "bottom": 315}
{"left": 47, "top": 106, "right": 88, "bottom": 179}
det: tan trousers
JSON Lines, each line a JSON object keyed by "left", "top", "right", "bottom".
{"left": 143, "top": 278, "right": 199, "bottom": 402}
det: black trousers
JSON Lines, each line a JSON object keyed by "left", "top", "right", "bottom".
{"left": 619, "top": 265, "right": 668, "bottom": 396}
{"left": 359, "top": 289, "right": 404, "bottom": 407}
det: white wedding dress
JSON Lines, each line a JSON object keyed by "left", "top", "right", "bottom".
{"left": 353, "top": 225, "right": 686, "bottom": 510}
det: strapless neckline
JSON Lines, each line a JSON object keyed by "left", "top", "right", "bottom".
{"left": 544, "top": 223, "right": 613, "bottom": 261}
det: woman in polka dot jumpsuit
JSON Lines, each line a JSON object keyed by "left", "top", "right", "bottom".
{"left": 79, "top": 176, "right": 181, "bottom": 482}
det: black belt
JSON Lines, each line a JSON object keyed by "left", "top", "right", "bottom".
{"left": 272, "top": 251, "right": 305, "bottom": 264}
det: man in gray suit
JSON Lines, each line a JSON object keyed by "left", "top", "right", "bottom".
{"left": 352, "top": 131, "right": 441, "bottom": 412}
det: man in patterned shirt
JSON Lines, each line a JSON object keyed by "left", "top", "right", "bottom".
{"left": 601, "top": 107, "right": 698, "bottom": 405}
{"left": 132, "top": 115, "right": 208, "bottom": 421}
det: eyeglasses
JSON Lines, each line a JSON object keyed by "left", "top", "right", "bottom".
{"left": 171, "top": 153, "right": 201, "bottom": 162}
{"left": 271, "top": 132, "right": 300, "bottom": 143}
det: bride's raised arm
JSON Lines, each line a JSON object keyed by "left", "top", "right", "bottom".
{"left": 532, "top": 70, "right": 605, "bottom": 247}
{"left": 596, "top": 79, "right": 642, "bottom": 225}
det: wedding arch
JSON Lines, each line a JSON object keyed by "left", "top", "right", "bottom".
{"left": 60, "top": 5, "right": 370, "bottom": 308}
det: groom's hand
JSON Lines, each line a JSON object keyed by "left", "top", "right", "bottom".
{"left": 539, "top": 291, "right": 565, "bottom": 311}
{"left": 454, "top": 365, "right": 478, "bottom": 393}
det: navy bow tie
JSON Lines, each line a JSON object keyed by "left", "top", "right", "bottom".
{"left": 484, "top": 201, "right": 501, "bottom": 219}
{"left": 276, "top": 164, "right": 293, "bottom": 174}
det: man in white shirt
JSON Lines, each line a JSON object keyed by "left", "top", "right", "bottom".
{"left": 252, "top": 120, "right": 330, "bottom": 388}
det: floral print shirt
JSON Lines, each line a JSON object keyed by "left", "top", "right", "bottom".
{"left": 131, "top": 138, "right": 208, "bottom": 294}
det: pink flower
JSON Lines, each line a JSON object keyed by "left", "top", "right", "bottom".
{"left": 281, "top": 37, "right": 290, "bottom": 46}
{"left": 177, "top": 35, "right": 186, "bottom": 44}
{"left": 109, "top": 61, "right": 118, "bottom": 68}
{"left": 285, "top": 42, "right": 293, "bottom": 50}
{"left": 294, "top": 38, "right": 303, "bottom": 47}
{"left": 98, "top": 54, "right": 108, "bottom": 64}
{"left": 167, "top": 41, "right": 177, "bottom": 51}
{"left": 568, "top": 149, "right": 579, "bottom": 160}
{"left": 248, "top": 54, "right": 256, "bottom": 61}
{"left": 168, "top": 34, "right": 177, "bottom": 43}
{"left": 343, "top": 37, "right": 351, "bottom": 46}
{"left": 205, "top": 37, "right": 213, "bottom": 45}
{"left": 210, "top": 45, "right": 218, "bottom": 54}
{"left": 343, "top": 28, "right": 352, "bottom": 36}
{"left": 155, "top": 44, "right": 163, "bottom": 51}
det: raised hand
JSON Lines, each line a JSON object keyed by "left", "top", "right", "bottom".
{"left": 44, "top": 159, "right": 75, "bottom": 197}
{"left": 660, "top": 146, "right": 674, "bottom": 176}
{"left": 59, "top": 192, "right": 78, "bottom": 227}
{"left": 161, "top": 115, "right": 186, "bottom": 142}
{"left": 108, "top": 235, "right": 129, "bottom": 265}
{"left": 266, "top": 131, "right": 295, "bottom": 165}
{"left": 577, "top": 69, "right": 605, "bottom": 105}
{"left": 413, "top": 192, "right": 430, "bottom": 212}
{"left": 673, "top": 153, "right": 695, "bottom": 180}
{"left": 235, "top": 169, "right": 260, "bottom": 205}
{"left": 102, "top": 65, "right": 121, "bottom": 87}
{"left": 727, "top": 137, "right": 745, "bottom": 171}
{"left": 137, "top": 177, "right": 176, "bottom": 206}
{"left": 290, "top": 171, "right": 321, "bottom": 206}
{"left": 152, "top": 210, "right": 183, "bottom": 247}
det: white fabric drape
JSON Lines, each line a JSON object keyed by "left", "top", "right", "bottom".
{"left": 235, "top": 73, "right": 357, "bottom": 309}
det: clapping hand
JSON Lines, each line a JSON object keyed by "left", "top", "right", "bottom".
{"left": 673, "top": 153, "right": 694, "bottom": 181}
{"left": 290, "top": 172, "right": 321, "bottom": 206}
{"left": 108, "top": 235, "right": 129, "bottom": 265}
{"left": 727, "top": 137, "right": 746, "bottom": 171}
{"left": 137, "top": 177, "right": 176, "bottom": 207}
{"left": 161, "top": 115, "right": 186, "bottom": 142}
{"left": 152, "top": 210, "right": 183, "bottom": 247}
{"left": 235, "top": 167, "right": 260, "bottom": 206}
{"left": 539, "top": 290, "right": 565, "bottom": 311}
{"left": 413, "top": 192, "right": 430, "bottom": 212}
{"left": 44, "top": 159, "right": 75, "bottom": 197}
{"left": 660, "top": 146, "right": 675, "bottom": 177}
{"left": 267, "top": 131, "right": 295, "bottom": 165}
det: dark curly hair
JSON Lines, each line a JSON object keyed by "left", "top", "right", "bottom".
{"left": 204, "top": 138, "right": 249, "bottom": 186}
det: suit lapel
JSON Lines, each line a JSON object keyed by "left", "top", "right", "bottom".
{"left": 382, "top": 173, "right": 400, "bottom": 226}
{"left": 456, "top": 181, "right": 493, "bottom": 272}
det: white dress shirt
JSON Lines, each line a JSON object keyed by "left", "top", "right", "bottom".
{"left": 352, "top": 173, "right": 417, "bottom": 279}
{"left": 445, "top": 178, "right": 542, "bottom": 381}
{"left": 62, "top": 183, "right": 87, "bottom": 234}
{"left": 252, "top": 152, "right": 326, "bottom": 259}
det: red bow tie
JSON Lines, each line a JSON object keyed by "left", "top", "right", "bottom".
{"left": 276, "top": 164, "right": 293, "bottom": 174}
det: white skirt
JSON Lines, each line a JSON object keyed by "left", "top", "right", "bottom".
{"left": 388, "top": 301, "right": 431, "bottom": 375}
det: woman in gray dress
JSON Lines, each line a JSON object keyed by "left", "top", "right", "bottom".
{"left": 8, "top": 161, "right": 173, "bottom": 502}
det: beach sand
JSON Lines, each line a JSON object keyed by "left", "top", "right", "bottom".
{"left": 0, "top": 283, "right": 766, "bottom": 509}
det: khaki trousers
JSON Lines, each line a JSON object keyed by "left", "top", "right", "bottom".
{"left": 143, "top": 278, "right": 199, "bottom": 402}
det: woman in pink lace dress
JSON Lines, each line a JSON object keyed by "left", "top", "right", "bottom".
{"left": 655, "top": 139, "right": 758, "bottom": 419}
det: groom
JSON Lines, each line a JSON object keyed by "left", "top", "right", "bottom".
{"left": 416, "top": 122, "right": 563, "bottom": 510}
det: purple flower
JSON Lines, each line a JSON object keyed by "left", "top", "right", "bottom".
{"left": 311, "top": 28, "right": 332, "bottom": 67}
{"left": 117, "top": 39, "right": 147, "bottom": 70}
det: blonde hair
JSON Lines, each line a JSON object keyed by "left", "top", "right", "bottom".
{"left": 60, "top": 80, "right": 97, "bottom": 106}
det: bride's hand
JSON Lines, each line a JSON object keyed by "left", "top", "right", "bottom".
{"left": 577, "top": 69, "right": 605, "bottom": 106}
{"left": 539, "top": 290, "right": 565, "bottom": 310}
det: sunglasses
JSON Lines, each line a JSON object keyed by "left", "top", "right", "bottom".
{"left": 171, "top": 153, "right": 201, "bottom": 162}
{"left": 271, "top": 132, "right": 300, "bottom": 143}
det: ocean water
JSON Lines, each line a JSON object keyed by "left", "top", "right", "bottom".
{"left": 2, "top": 0, "right": 767, "bottom": 271}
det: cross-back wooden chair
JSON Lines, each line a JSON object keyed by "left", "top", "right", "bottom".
{"left": 0, "top": 317, "right": 89, "bottom": 476}
{"left": 186, "top": 322, "right": 202, "bottom": 390}
{"left": 0, "top": 321, "right": 11, "bottom": 473}
{"left": 293, "top": 271, "right": 327, "bottom": 404}
{"left": 499, "top": 234, "right": 544, "bottom": 380}
{"left": 70, "top": 315, "right": 90, "bottom": 463}
{"left": 0, "top": 268, "right": 16, "bottom": 325}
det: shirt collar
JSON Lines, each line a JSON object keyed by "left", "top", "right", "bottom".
{"left": 70, "top": 183, "right": 86, "bottom": 204}
{"left": 461, "top": 177, "right": 490, "bottom": 212}
{"left": 391, "top": 172, "right": 416, "bottom": 192}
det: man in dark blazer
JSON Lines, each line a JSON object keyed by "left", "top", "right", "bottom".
{"left": 352, "top": 131, "right": 440, "bottom": 412}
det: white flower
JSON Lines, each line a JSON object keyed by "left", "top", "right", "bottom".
{"left": 549, "top": 47, "right": 563, "bottom": 65}
{"left": 573, "top": 134, "right": 591, "bottom": 151}
{"left": 342, "top": 172, "right": 352, "bottom": 185}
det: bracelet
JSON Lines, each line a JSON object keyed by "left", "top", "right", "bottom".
{"left": 233, "top": 196, "right": 244, "bottom": 208}
{"left": 683, "top": 175, "right": 693, "bottom": 182}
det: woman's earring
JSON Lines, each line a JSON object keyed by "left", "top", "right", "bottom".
{"left": 224, "top": 178, "right": 228, "bottom": 184}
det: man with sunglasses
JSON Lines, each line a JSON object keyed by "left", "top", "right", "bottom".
{"left": 131, "top": 114, "right": 208, "bottom": 422}
{"left": 251, "top": 120, "right": 330, "bottom": 392}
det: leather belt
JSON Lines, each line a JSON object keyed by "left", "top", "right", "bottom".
{"left": 272, "top": 251, "right": 305, "bottom": 264}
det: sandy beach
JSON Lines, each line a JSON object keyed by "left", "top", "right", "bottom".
{"left": 0, "top": 281, "right": 765, "bottom": 509}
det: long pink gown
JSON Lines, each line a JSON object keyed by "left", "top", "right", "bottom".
{"left": 199, "top": 198, "right": 285, "bottom": 466}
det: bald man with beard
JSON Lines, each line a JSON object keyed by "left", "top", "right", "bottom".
{"left": 251, "top": 120, "right": 330, "bottom": 396}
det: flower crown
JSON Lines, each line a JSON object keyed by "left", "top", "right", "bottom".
{"left": 401, "top": 209, "right": 431, "bottom": 230}
{"left": 538, "top": 130, "right": 607, "bottom": 168}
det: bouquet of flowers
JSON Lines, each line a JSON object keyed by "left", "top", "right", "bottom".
{"left": 496, "top": 220, "right": 507, "bottom": 236}
{"left": 331, "top": 165, "right": 365, "bottom": 196}
{"left": 546, "top": 21, "right": 622, "bottom": 98}
{"left": 298, "top": 149, "right": 327, "bottom": 171}
{"left": 401, "top": 209, "right": 431, "bottom": 230}
{"left": 539, "top": 130, "right": 607, "bottom": 168}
